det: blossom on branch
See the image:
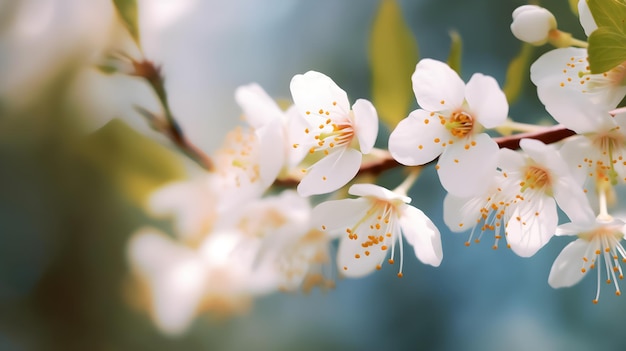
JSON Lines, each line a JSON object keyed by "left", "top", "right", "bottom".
{"left": 388, "top": 59, "right": 508, "bottom": 197}
{"left": 312, "top": 183, "right": 442, "bottom": 278}
{"left": 549, "top": 217, "right": 626, "bottom": 304}
{"left": 289, "top": 71, "right": 379, "bottom": 196}
{"left": 444, "top": 139, "right": 594, "bottom": 257}
{"left": 510, "top": 5, "right": 557, "bottom": 46}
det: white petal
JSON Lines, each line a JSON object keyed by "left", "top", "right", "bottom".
{"left": 235, "top": 83, "right": 284, "bottom": 129}
{"left": 256, "top": 119, "right": 286, "bottom": 189}
{"left": 412, "top": 59, "right": 465, "bottom": 111}
{"left": 349, "top": 183, "right": 410, "bottom": 203}
{"left": 285, "top": 105, "right": 311, "bottom": 167}
{"left": 464, "top": 73, "right": 508, "bottom": 128}
{"left": 555, "top": 221, "right": 595, "bottom": 236}
{"left": 530, "top": 47, "right": 587, "bottom": 86}
{"left": 559, "top": 136, "right": 594, "bottom": 186}
{"left": 553, "top": 176, "right": 595, "bottom": 223}
{"left": 388, "top": 109, "right": 447, "bottom": 166}
{"left": 352, "top": 98, "right": 379, "bottom": 154}
{"left": 337, "top": 231, "right": 393, "bottom": 278}
{"left": 548, "top": 239, "right": 589, "bottom": 288}
{"left": 506, "top": 196, "right": 558, "bottom": 257}
{"left": 437, "top": 133, "right": 499, "bottom": 197}
{"left": 297, "top": 147, "right": 362, "bottom": 196}
{"left": 510, "top": 5, "right": 556, "bottom": 45}
{"left": 578, "top": 0, "right": 597, "bottom": 37}
{"left": 290, "top": 71, "right": 350, "bottom": 120}
{"left": 497, "top": 147, "right": 526, "bottom": 170}
{"left": 443, "top": 192, "right": 488, "bottom": 232}
{"left": 519, "top": 138, "right": 557, "bottom": 167}
{"left": 537, "top": 83, "right": 609, "bottom": 133}
{"left": 311, "top": 198, "right": 371, "bottom": 234}
{"left": 399, "top": 205, "right": 443, "bottom": 267}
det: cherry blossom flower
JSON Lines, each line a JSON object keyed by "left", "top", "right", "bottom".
{"left": 510, "top": 5, "right": 557, "bottom": 46}
{"left": 548, "top": 217, "right": 626, "bottom": 304}
{"left": 578, "top": 0, "right": 597, "bottom": 37}
{"left": 289, "top": 71, "right": 379, "bottom": 196}
{"left": 531, "top": 47, "right": 626, "bottom": 109}
{"left": 541, "top": 85, "right": 626, "bottom": 191}
{"left": 312, "top": 183, "right": 442, "bottom": 278}
{"left": 235, "top": 83, "right": 309, "bottom": 169}
{"left": 388, "top": 59, "right": 508, "bottom": 197}
{"left": 444, "top": 139, "right": 594, "bottom": 257}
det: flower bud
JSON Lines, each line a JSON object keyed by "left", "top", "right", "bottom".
{"left": 510, "top": 5, "right": 557, "bottom": 46}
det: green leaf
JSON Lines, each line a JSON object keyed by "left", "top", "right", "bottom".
{"left": 569, "top": 0, "right": 579, "bottom": 15}
{"left": 588, "top": 27, "right": 626, "bottom": 73}
{"left": 369, "top": 0, "right": 419, "bottom": 130}
{"left": 446, "top": 30, "right": 463, "bottom": 75}
{"left": 82, "top": 119, "right": 185, "bottom": 204}
{"left": 503, "top": 43, "right": 534, "bottom": 104}
{"left": 586, "top": 0, "right": 626, "bottom": 73}
{"left": 587, "top": 0, "right": 626, "bottom": 33}
{"left": 112, "top": 0, "right": 141, "bottom": 46}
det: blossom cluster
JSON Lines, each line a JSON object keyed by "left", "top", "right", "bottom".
{"left": 123, "top": 0, "right": 626, "bottom": 335}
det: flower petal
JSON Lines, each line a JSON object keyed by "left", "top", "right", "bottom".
{"left": 578, "top": 0, "right": 597, "bottom": 37}
{"left": 235, "top": 83, "right": 284, "bottom": 129}
{"left": 412, "top": 59, "right": 465, "bottom": 111}
{"left": 553, "top": 175, "right": 595, "bottom": 223}
{"left": 443, "top": 192, "right": 488, "bottom": 232}
{"left": 464, "top": 73, "right": 508, "bottom": 128}
{"left": 399, "top": 205, "right": 443, "bottom": 267}
{"left": 548, "top": 239, "right": 589, "bottom": 288}
{"left": 349, "top": 183, "right": 410, "bottom": 203}
{"left": 290, "top": 71, "right": 350, "bottom": 120}
{"left": 337, "top": 231, "right": 393, "bottom": 278}
{"left": 530, "top": 47, "right": 587, "bottom": 86}
{"left": 506, "top": 196, "right": 558, "bottom": 257}
{"left": 537, "top": 83, "right": 610, "bottom": 133}
{"left": 256, "top": 119, "right": 286, "bottom": 189}
{"left": 297, "top": 147, "right": 362, "bottom": 196}
{"left": 352, "top": 98, "right": 379, "bottom": 154}
{"left": 388, "top": 109, "right": 447, "bottom": 166}
{"left": 437, "top": 133, "right": 499, "bottom": 197}
{"left": 311, "top": 198, "right": 371, "bottom": 235}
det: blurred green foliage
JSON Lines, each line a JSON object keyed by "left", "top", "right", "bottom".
{"left": 369, "top": 0, "right": 419, "bottom": 131}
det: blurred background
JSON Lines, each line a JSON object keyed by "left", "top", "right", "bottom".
{"left": 1, "top": 0, "right": 624, "bottom": 350}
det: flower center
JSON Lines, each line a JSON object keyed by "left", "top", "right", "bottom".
{"left": 445, "top": 111, "right": 474, "bottom": 138}
{"left": 590, "top": 131, "right": 626, "bottom": 185}
{"left": 519, "top": 165, "right": 551, "bottom": 193}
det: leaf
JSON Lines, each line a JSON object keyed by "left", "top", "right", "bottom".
{"left": 446, "top": 30, "right": 463, "bottom": 75}
{"left": 112, "top": 0, "right": 141, "bottom": 46}
{"left": 82, "top": 119, "right": 186, "bottom": 204}
{"left": 587, "top": 0, "right": 626, "bottom": 33}
{"left": 588, "top": 27, "right": 626, "bottom": 73}
{"left": 586, "top": 0, "right": 626, "bottom": 73}
{"left": 369, "top": 0, "right": 419, "bottom": 130}
{"left": 503, "top": 43, "right": 534, "bottom": 104}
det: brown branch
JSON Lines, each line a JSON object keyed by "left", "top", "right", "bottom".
{"left": 274, "top": 124, "right": 576, "bottom": 188}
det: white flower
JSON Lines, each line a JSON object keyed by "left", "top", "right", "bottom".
{"left": 540, "top": 84, "right": 626, "bottom": 190}
{"left": 149, "top": 176, "right": 219, "bottom": 243}
{"left": 235, "top": 83, "right": 308, "bottom": 169}
{"left": 388, "top": 59, "right": 508, "bottom": 197}
{"left": 213, "top": 124, "right": 283, "bottom": 208}
{"left": 127, "top": 228, "right": 210, "bottom": 336}
{"left": 510, "top": 5, "right": 557, "bottom": 46}
{"left": 548, "top": 217, "right": 626, "bottom": 303}
{"left": 312, "top": 183, "right": 442, "bottom": 278}
{"left": 531, "top": 47, "right": 626, "bottom": 109}
{"left": 444, "top": 139, "right": 595, "bottom": 257}
{"left": 289, "top": 71, "right": 379, "bottom": 196}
